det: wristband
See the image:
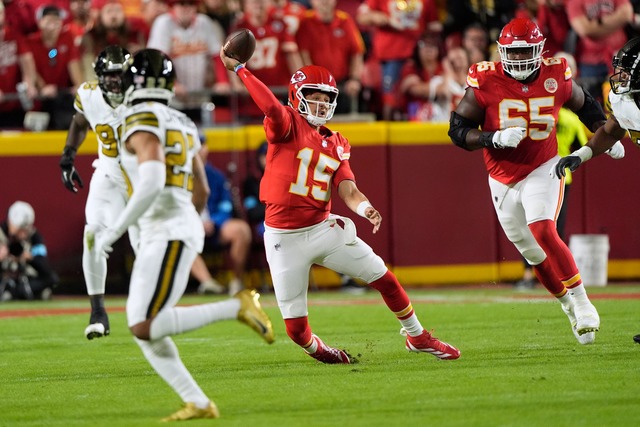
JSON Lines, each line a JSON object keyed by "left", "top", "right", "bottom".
{"left": 234, "top": 63, "right": 245, "bottom": 74}
{"left": 479, "top": 131, "right": 496, "bottom": 148}
{"left": 62, "top": 145, "right": 77, "bottom": 159}
{"left": 356, "top": 201, "right": 372, "bottom": 217}
{"left": 573, "top": 146, "right": 593, "bottom": 163}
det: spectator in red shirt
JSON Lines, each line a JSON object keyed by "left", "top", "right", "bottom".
{"left": 536, "top": 1, "right": 572, "bottom": 56}
{"left": 81, "top": 0, "right": 147, "bottom": 79}
{"left": 566, "top": 0, "right": 633, "bottom": 104}
{"left": 28, "top": 5, "right": 83, "bottom": 129}
{"left": 3, "top": 0, "right": 38, "bottom": 36}
{"left": 399, "top": 32, "right": 443, "bottom": 121}
{"left": 272, "top": 0, "right": 307, "bottom": 36}
{"left": 66, "top": 0, "right": 93, "bottom": 47}
{"left": 356, "top": 0, "right": 441, "bottom": 120}
{"left": 0, "top": 2, "right": 37, "bottom": 129}
{"left": 231, "top": 0, "right": 303, "bottom": 121}
{"left": 297, "top": 0, "right": 365, "bottom": 115}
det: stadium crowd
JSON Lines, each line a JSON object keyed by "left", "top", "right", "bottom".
{"left": 3, "top": 0, "right": 640, "bottom": 129}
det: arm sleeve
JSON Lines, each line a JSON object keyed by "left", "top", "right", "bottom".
{"left": 236, "top": 66, "right": 292, "bottom": 140}
{"left": 112, "top": 160, "right": 165, "bottom": 237}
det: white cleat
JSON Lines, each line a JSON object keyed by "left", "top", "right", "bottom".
{"left": 574, "top": 302, "right": 600, "bottom": 335}
{"left": 562, "top": 304, "right": 595, "bottom": 345}
{"left": 85, "top": 322, "right": 108, "bottom": 340}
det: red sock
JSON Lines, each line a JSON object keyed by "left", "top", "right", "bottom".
{"left": 529, "top": 220, "right": 582, "bottom": 290}
{"left": 284, "top": 317, "right": 313, "bottom": 348}
{"left": 533, "top": 258, "right": 566, "bottom": 296}
{"left": 369, "top": 270, "right": 414, "bottom": 320}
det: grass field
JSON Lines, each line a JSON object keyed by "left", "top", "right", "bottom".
{"left": 1, "top": 284, "right": 639, "bottom": 427}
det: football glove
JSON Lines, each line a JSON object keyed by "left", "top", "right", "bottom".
{"left": 89, "top": 228, "right": 119, "bottom": 260}
{"left": 59, "top": 146, "right": 84, "bottom": 193}
{"left": 605, "top": 141, "right": 625, "bottom": 159}
{"left": 492, "top": 127, "right": 526, "bottom": 149}
{"left": 554, "top": 155, "right": 582, "bottom": 178}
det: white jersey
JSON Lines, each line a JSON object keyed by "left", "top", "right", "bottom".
{"left": 147, "top": 13, "right": 224, "bottom": 92}
{"left": 74, "top": 82, "right": 127, "bottom": 191}
{"left": 120, "top": 101, "right": 204, "bottom": 252}
{"left": 608, "top": 91, "right": 640, "bottom": 145}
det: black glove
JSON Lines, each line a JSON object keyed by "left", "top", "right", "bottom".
{"left": 59, "top": 146, "right": 84, "bottom": 193}
{"left": 554, "top": 155, "right": 582, "bottom": 178}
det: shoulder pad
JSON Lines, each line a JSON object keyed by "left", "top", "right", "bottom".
{"left": 542, "top": 57, "right": 572, "bottom": 81}
{"left": 467, "top": 61, "right": 498, "bottom": 89}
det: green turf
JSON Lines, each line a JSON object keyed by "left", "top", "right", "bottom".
{"left": 1, "top": 285, "right": 638, "bottom": 427}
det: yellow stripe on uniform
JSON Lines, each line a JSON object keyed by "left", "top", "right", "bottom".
{"left": 562, "top": 273, "right": 582, "bottom": 288}
{"left": 124, "top": 112, "right": 159, "bottom": 133}
{"left": 120, "top": 164, "right": 133, "bottom": 198}
{"left": 148, "top": 241, "right": 183, "bottom": 318}
{"left": 467, "top": 76, "right": 479, "bottom": 88}
{"left": 74, "top": 94, "right": 84, "bottom": 112}
{"left": 394, "top": 304, "right": 413, "bottom": 319}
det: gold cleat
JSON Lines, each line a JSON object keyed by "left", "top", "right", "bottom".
{"left": 234, "top": 289, "right": 275, "bottom": 344}
{"left": 161, "top": 402, "right": 220, "bottom": 422}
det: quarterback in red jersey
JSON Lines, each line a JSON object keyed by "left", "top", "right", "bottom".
{"left": 449, "top": 18, "right": 608, "bottom": 345}
{"left": 221, "top": 47, "right": 460, "bottom": 364}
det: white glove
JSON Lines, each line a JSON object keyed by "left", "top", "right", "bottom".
{"left": 89, "top": 228, "right": 119, "bottom": 260}
{"left": 605, "top": 141, "right": 625, "bottom": 159}
{"left": 492, "top": 127, "right": 526, "bottom": 148}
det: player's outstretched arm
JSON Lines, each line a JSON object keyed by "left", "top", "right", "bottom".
{"left": 338, "top": 180, "right": 382, "bottom": 234}
{"left": 553, "top": 116, "right": 627, "bottom": 178}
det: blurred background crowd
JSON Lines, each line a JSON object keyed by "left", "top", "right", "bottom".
{"left": 3, "top": 0, "right": 640, "bottom": 130}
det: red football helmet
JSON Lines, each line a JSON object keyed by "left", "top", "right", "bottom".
{"left": 288, "top": 65, "right": 339, "bottom": 126}
{"left": 497, "top": 18, "right": 546, "bottom": 80}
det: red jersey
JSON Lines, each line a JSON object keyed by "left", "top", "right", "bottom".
{"left": 0, "top": 28, "right": 30, "bottom": 112}
{"left": 233, "top": 13, "right": 298, "bottom": 87}
{"left": 27, "top": 29, "right": 80, "bottom": 88}
{"left": 296, "top": 10, "right": 365, "bottom": 82}
{"left": 467, "top": 58, "right": 573, "bottom": 184}
{"left": 363, "top": 0, "right": 438, "bottom": 61}
{"left": 272, "top": 1, "right": 306, "bottom": 35}
{"left": 566, "top": 0, "right": 630, "bottom": 71}
{"left": 236, "top": 67, "right": 356, "bottom": 229}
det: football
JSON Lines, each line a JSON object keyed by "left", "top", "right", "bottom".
{"left": 223, "top": 28, "right": 256, "bottom": 63}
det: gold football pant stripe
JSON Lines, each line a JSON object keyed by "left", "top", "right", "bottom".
{"left": 146, "top": 240, "right": 184, "bottom": 319}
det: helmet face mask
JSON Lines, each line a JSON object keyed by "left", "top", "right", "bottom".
{"left": 497, "top": 18, "right": 545, "bottom": 81}
{"left": 288, "top": 66, "right": 339, "bottom": 126}
{"left": 610, "top": 37, "right": 640, "bottom": 95}
{"left": 122, "top": 48, "right": 176, "bottom": 105}
{"left": 93, "top": 45, "right": 131, "bottom": 107}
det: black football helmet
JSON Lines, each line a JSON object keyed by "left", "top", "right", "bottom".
{"left": 93, "top": 45, "right": 131, "bottom": 107}
{"left": 610, "top": 37, "right": 640, "bottom": 95}
{"left": 122, "top": 48, "right": 176, "bottom": 105}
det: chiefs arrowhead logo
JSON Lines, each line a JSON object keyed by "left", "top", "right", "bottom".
{"left": 291, "top": 70, "right": 307, "bottom": 84}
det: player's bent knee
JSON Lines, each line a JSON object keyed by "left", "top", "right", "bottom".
{"left": 521, "top": 248, "right": 546, "bottom": 265}
{"left": 358, "top": 255, "right": 387, "bottom": 283}
{"left": 130, "top": 321, "right": 151, "bottom": 340}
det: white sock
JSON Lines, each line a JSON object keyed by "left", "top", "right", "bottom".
{"left": 82, "top": 244, "right": 107, "bottom": 295}
{"left": 304, "top": 335, "right": 320, "bottom": 354}
{"left": 399, "top": 314, "right": 424, "bottom": 337}
{"left": 558, "top": 292, "right": 573, "bottom": 310}
{"left": 135, "top": 336, "right": 209, "bottom": 408}
{"left": 150, "top": 299, "right": 241, "bottom": 340}
{"left": 568, "top": 284, "right": 590, "bottom": 305}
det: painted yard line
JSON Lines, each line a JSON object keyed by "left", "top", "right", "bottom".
{"left": 1, "top": 292, "right": 638, "bottom": 319}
